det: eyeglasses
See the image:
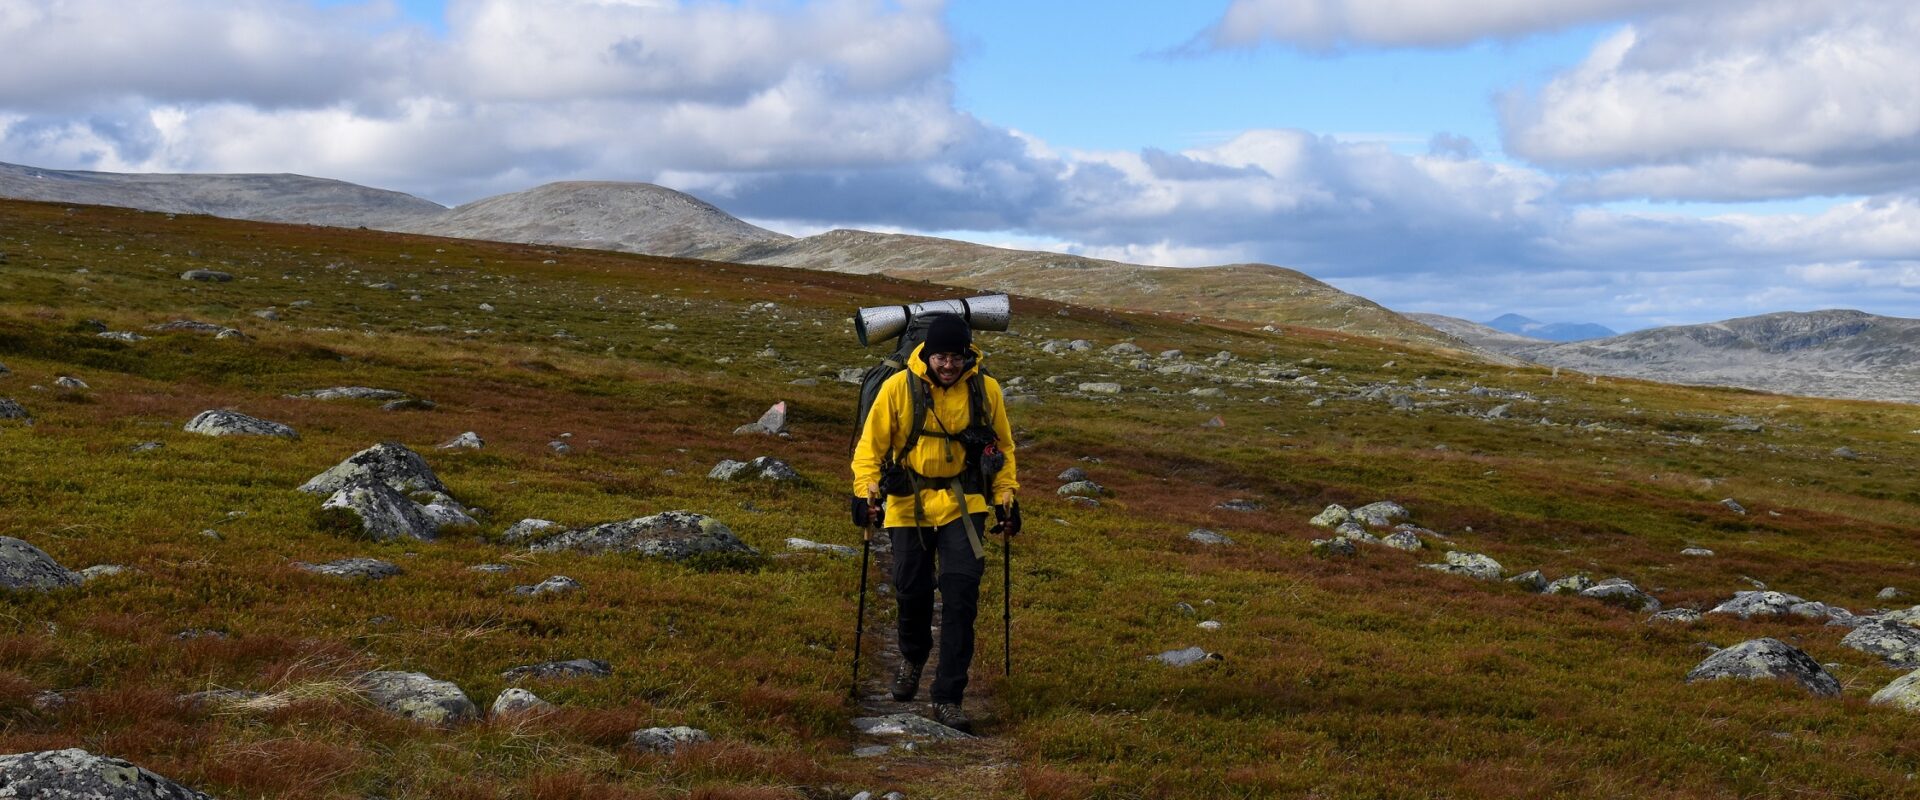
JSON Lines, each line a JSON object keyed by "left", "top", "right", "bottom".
{"left": 927, "top": 352, "right": 965, "bottom": 365}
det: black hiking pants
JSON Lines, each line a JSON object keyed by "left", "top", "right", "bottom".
{"left": 890, "top": 513, "right": 987, "bottom": 705}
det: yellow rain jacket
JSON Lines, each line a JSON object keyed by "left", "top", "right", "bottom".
{"left": 850, "top": 343, "right": 1019, "bottom": 530}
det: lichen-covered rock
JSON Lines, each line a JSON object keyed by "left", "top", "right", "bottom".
{"left": 288, "top": 387, "right": 405, "bottom": 401}
{"left": 179, "top": 269, "right": 232, "bottom": 282}
{"left": 321, "top": 480, "right": 439, "bottom": 542}
{"left": 0, "top": 748, "right": 215, "bottom": 799}
{"left": 732, "top": 401, "right": 788, "bottom": 436}
{"left": 1649, "top": 608, "right": 1703, "bottom": 624}
{"left": 629, "top": 726, "right": 711, "bottom": 753}
{"left": 438, "top": 431, "right": 484, "bottom": 449}
{"left": 501, "top": 658, "right": 612, "bottom": 681}
{"left": 851, "top": 714, "right": 971, "bottom": 742}
{"left": 1423, "top": 551, "right": 1503, "bottom": 580}
{"left": 1308, "top": 505, "right": 1350, "bottom": 528}
{"left": 183, "top": 410, "right": 297, "bottom": 439}
{"left": 1381, "top": 531, "right": 1423, "bottom": 551}
{"left": 1842, "top": 620, "right": 1920, "bottom": 667}
{"left": 357, "top": 671, "right": 478, "bottom": 725}
{"left": 1580, "top": 581, "right": 1661, "bottom": 612}
{"left": 293, "top": 558, "right": 401, "bottom": 580}
{"left": 1349, "top": 501, "right": 1409, "bottom": 527}
{"left": 1870, "top": 669, "right": 1920, "bottom": 712}
{"left": 1057, "top": 480, "right": 1108, "bottom": 498}
{"left": 707, "top": 456, "right": 800, "bottom": 482}
{"left": 0, "top": 397, "right": 29, "bottom": 423}
{"left": 501, "top": 518, "right": 557, "bottom": 543}
{"left": 1154, "top": 646, "right": 1221, "bottom": 667}
{"left": 512, "top": 575, "right": 581, "bottom": 596}
{"left": 1311, "top": 537, "right": 1357, "bottom": 558}
{"left": 299, "top": 442, "right": 449, "bottom": 497}
{"left": 1709, "top": 591, "right": 1809, "bottom": 619}
{"left": 1186, "top": 529, "right": 1234, "bottom": 546}
{"left": 0, "top": 537, "right": 82, "bottom": 591}
{"left": 53, "top": 376, "right": 88, "bottom": 390}
{"left": 1057, "top": 467, "right": 1089, "bottom": 483}
{"left": 1681, "top": 547, "right": 1715, "bottom": 557}
{"left": 1215, "top": 499, "right": 1260, "bottom": 512}
{"left": 1544, "top": 575, "right": 1593, "bottom": 595}
{"left": 1506, "top": 570, "right": 1547, "bottom": 592}
{"left": 785, "top": 538, "right": 858, "bottom": 558}
{"left": 529, "top": 511, "right": 754, "bottom": 561}
{"left": 1077, "top": 382, "right": 1122, "bottom": 395}
{"left": 417, "top": 498, "right": 477, "bottom": 530}
{"left": 492, "top": 688, "right": 553, "bottom": 716}
{"left": 79, "top": 564, "right": 129, "bottom": 581}
{"left": 1685, "top": 638, "right": 1841, "bottom": 696}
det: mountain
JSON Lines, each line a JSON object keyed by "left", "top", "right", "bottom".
{"left": 1404, "top": 313, "right": 1549, "bottom": 350}
{"left": 391, "top": 181, "right": 791, "bottom": 258}
{"left": 1500, "top": 310, "right": 1920, "bottom": 404}
{"left": 0, "top": 160, "right": 446, "bottom": 228}
{"left": 1483, "top": 313, "right": 1617, "bottom": 342}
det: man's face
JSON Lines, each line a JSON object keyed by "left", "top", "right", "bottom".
{"left": 928, "top": 350, "right": 965, "bottom": 386}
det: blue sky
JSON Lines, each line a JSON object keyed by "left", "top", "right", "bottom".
{"left": 2, "top": 0, "right": 1917, "bottom": 331}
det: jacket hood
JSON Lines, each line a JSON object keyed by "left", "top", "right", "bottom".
{"left": 907, "top": 342, "right": 983, "bottom": 385}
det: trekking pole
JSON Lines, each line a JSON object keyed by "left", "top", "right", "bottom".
{"left": 1002, "top": 528, "right": 1012, "bottom": 677}
{"left": 851, "top": 497, "right": 878, "bottom": 699}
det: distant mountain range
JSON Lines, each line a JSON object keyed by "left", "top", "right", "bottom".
{"left": 1482, "top": 313, "right": 1616, "bottom": 342}
{"left": 3, "top": 160, "right": 1916, "bottom": 404}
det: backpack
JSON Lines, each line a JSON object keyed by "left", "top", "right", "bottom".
{"left": 851, "top": 312, "right": 999, "bottom": 496}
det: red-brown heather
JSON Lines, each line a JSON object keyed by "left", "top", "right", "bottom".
{"left": 1, "top": 197, "right": 1919, "bottom": 798}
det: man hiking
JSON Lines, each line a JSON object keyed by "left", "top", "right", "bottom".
{"left": 850, "top": 313, "right": 1019, "bottom": 733}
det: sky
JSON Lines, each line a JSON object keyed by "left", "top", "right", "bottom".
{"left": 3, "top": 0, "right": 1918, "bottom": 332}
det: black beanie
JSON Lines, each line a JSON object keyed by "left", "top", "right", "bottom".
{"left": 923, "top": 314, "right": 972, "bottom": 355}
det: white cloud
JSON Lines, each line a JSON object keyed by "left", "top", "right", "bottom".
{"left": 1198, "top": 0, "right": 1673, "bottom": 50}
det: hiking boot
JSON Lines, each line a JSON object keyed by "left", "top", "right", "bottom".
{"left": 890, "top": 661, "right": 924, "bottom": 702}
{"left": 932, "top": 702, "right": 972, "bottom": 734}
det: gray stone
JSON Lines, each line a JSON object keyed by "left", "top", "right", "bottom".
{"left": 1709, "top": 591, "right": 1808, "bottom": 619}
{"left": 708, "top": 456, "right": 800, "bottom": 482}
{"left": 1842, "top": 620, "right": 1920, "bottom": 667}
{"left": 381, "top": 398, "right": 434, "bottom": 412}
{"left": 150, "top": 320, "right": 226, "bottom": 334}
{"left": 1077, "top": 382, "right": 1122, "bottom": 395}
{"left": 1350, "top": 501, "right": 1410, "bottom": 527}
{"left": 0, "top": 748, "right": 215, "bottom": 800}
{"left": 839, "top": 367, "right": 867, "bottom": 384}
{"left": 99, "top": 331, "right": 147, "bottom": 342}
{"left": 1388, "top": 393, "right": 1416, "bottom": 410}
{"left": 79, "top": 564, "right": 129, "bottom": 581}
{"left": 1381, "top": 531, "right": 1423, "bottom": 551}
{"left": 1057, "top": 480, "right": 1108, "bottom": 498}
{"left": 1057, "top": 467, "right": 1089, "bottom": 483}
{"left": 1649, "top": 608, "right": 1703, "bottom": 624}
{"left": 492, "top": 688, "right": 554, "bottom": 715}
{"left": 1308, "top": 505, "right": 1350, "bottom": 528}
{"left": 183, "top": 410, "right": 297, "bottom": 438}
{"left": 851, "top": 713, "right": 972, "bottom": 742}
{"left": 501, "top": 518, "right": 557, "bottom": 543}
{"left": 501, "top": 658, "right": 611, "bottom": 681}
{"left": 1424, "top": 551, "right": 1503, "bottom": 581}
{"left": 1685, "top": 638, "right": 1841, "bottom": 696}
{"left": 289, "top": 387, "right": 405, "bottom": 401}
{"left": 1157, "top": 363, "right": 1206, "bottom": 376}
{"left": 530, "top": 511, "right": 755, "bottom": 561}
{"left": 1545, "top": 575, "right": 1594, "bottom": 595}
{"left": 1310, "top": 537, "right": 1357, "bottom": 558}
{"left": 1878, "top": 605, "right": 1920, "bottom": 627}
{"left": 512, "top": 575, "right": 581, "bottom": 596}
{"left": 1880, "top": 587, "right": 1908, "bottom": 601}
{"left": 1486, "top": 403, "right": 1511, "bottom": 419}
{"left": 321, "top": 480, "right": 440, "bottom": 541}
{"left": 298, "top": 442, "right": 450, "bottom": 497}
{"left": 1580, "top": 581, "right": 1661, "bottom": 612}
{"left": 358, "top": 671, "right": 479, "bottom": 725}
{"left": 629, "top": 726, "right": 711, "bottom": 753}
{"left": 1185, "top": 529, "right": 1234, "bottom": 546}
{"left": 293, "top": 557, "right": 401, "bottom": 580}
{"left": 1870, "top": 669, "right": 1920, "bottom": 712}
{"left": 1188, "top": 387, "right": 1225, "bottom": 398}
{"left": 1721, "top": 498, "right": 1747, "bottom": 515}
{"left": 786, "top": 538, "right": 858, "bottom": 558}
{"left": 469, "top": 564, "right": 513, "bottom": 573}
{"left": 1105, "top": 342, "right": 1146, "bottom": 356}
{"left": 1832, "top": 446, "right": 1860, "bottom": 459}
{"left": 548, "top": 440, "right": 572, "bottom": 454}
{"left": 1159, "top": 350, "right": 1184, "bottom": 360}
{"left": 253, "top": 308, "right": 281, "bottom": 321}
{"left": 1681, "top": 547, "right": 1715, "bottom": 557}
{"left": 1154, "top": 646, "right": 1220, "bottom": 667}
{"left": 0, "top": 537, "right": 82, "bottom": 591}
{"left": 0, "top": 398, "right": 27, "bottom": 423}
{"left": 438, "top": 431, "right": 484, "bottom": 450}
{"left": 1215, "top": 499, "right": 1260, "bottom": 512}
{"left": 733, "top": 401, "right": 789, "bottom": 436}
{"left": 1066, "top": 339, "right": 1093, "bottom": 352}
{"left": 180, "top": 269, "right": 232, "bottom": 281}
{"left": 1506, "top": 570, "right": 1547, "bottom": 592}
{"left": 1065, "top": 496, "right": 1100, "bottom": 508}
{"left": 1198, "top": 620, "right": 1222, "bottom": 631}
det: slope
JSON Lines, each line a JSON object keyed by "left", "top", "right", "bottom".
{"left": 392, "top": 180, "right": 792, "bottom": 258}
{"left": 0, "top": 160, "right": 447, "bottom": 228}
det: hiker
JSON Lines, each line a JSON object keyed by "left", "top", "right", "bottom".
{"left": 850, "top": 313, "right": 1020, "bottom": 733}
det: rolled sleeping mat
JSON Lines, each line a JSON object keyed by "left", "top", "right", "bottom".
{"left": 854, "top": 294, "right": 1011, "bottom": 346}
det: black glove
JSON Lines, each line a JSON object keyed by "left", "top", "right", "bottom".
{"left": 991, "top": 499, "right": 1022, "bottom": 537}
{"left": 850, "top": 495, "right": 873, "bottom": 528}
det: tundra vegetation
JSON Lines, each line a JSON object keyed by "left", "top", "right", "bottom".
{"left": 2, "top": 198, "right": 1919, "bottom": 798}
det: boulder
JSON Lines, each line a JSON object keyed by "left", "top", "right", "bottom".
{"left": 1681, "top": 547, "right": 1715, "bottom": 557}
{"left": 1185, "top": 529, "right": 1234, "bottom": 546}
{"left": 1685, "top": 638, "right": 1841, "bottom": 696}
{"left": 1879, "top": 587, "right": 1908, "bottom": 602}
{"left": 1057, "top": 480, "right": 1108, "bottom": 498}
{"left": 1649, "top": 608, "right": 1703, "bottom": 624}
{"left": 1077, "top": 382, "right": 1122, "bottom": 395}
{"left": 98, "top": 331, "right": 147, "bottom": 342}
{"left": 512, "top": 576, "right": 581, "bottom": 596}
{"left": 1105, "top": 342, "right": 1146, "bottom": 356}
{"left": 1580, "top": 581, "right": 1661, "bottom": 612}
{"left": 289, "top": 387, "right": 405, "bottom": 401}
{"left": 0, "top": 748, "right": 215, "bottom": 800}
{"left": 179, "top": 269, "right": 232, "bottom": 282}
{"left": 785, "top": 538, "right": 858, "bottom": 558}
{"left": 1308, "top": 505, "right": 1350, "bottom": 528}
{"left": 501, "top": 518, "right": 557, "bottom": 543}
{"left": 1869, "top": 670, "right": 1920, "bottom": 712}
{"left": 1310, "top": 537, "right": 1357, "bottom": 558}
{"left": 1381, "top": 531, "right": 1423, "bottom": 551}
{"left": 1350, "top": 501, "right": 1410, "bottom": 527}
{"left": 183, "top": 410, "right": 297, "bottom": 439}
{"left": 1506, "top": 570, "right": 1547, "bottom": 592}
{"left": 529, "top": 511, "right": 755, "bottom": 561}
{"left": 293, "top": 558, "right": 401, "bottom": 580}
{"left": 708, "top": 457, "right": 801, "bottom": 482}
{"left": 1544, "top": 575, "right": 1594, "bottom": 596}
{"left": 321, "top": 480, "right": 440, "bottom": 542}
{"left": 1841, "top": 620, "right": 1920, "bottom": 667}
{"left": 0, "top": 537, "right": 82, "bottom": 591}
{"left": 54, "top": 376, "right": 88, "bottom": 390}
{"left": 733, "top": 401, "right": 789, "bottom": 436}
{"left": 438, "top": 431, "right": 484, "bottom": 450}
{"left": 80, "top": 564, "right": 129, "bottom": 581}
{"left": 1424, "top": 551, "right": 1503, "bottom": 581}
{"left": 357, "top": 671, "right": 479, "bottom": 725}
{"left": 629, "top": 726, "right": 712, "bottom": 754}
{"left": 492, "top": 688, "right": 553, "bottom": 716}
{"left": 0, "top": 397, "right": 29, "bottom": 423}
{"left": 1721, "top": 498, "right": 1747, "bottom": 515}
{"left": 851, "top": 714, "right": 971, "bottom": 742}
{"left": 1709, "top": 591, "right": 1808, "bottom": 619}
{"left": 1154, "top": 646, "right": 1221, "bottom": 667}
{"left": 298, "top": 442, "right": 450, "bottom": 497}
{"left": 1057, "top": 467, "right": 1089, "bottom": 483}
{"left": 501, "top": 658, "right": 611, "bottom": 681}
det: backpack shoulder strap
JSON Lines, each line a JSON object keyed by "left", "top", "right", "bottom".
{"left": 967, "top": 372, "right": 989, "bottom": 429}
{"left": 899, "top": 373, "right": 929, "bottom": 462}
